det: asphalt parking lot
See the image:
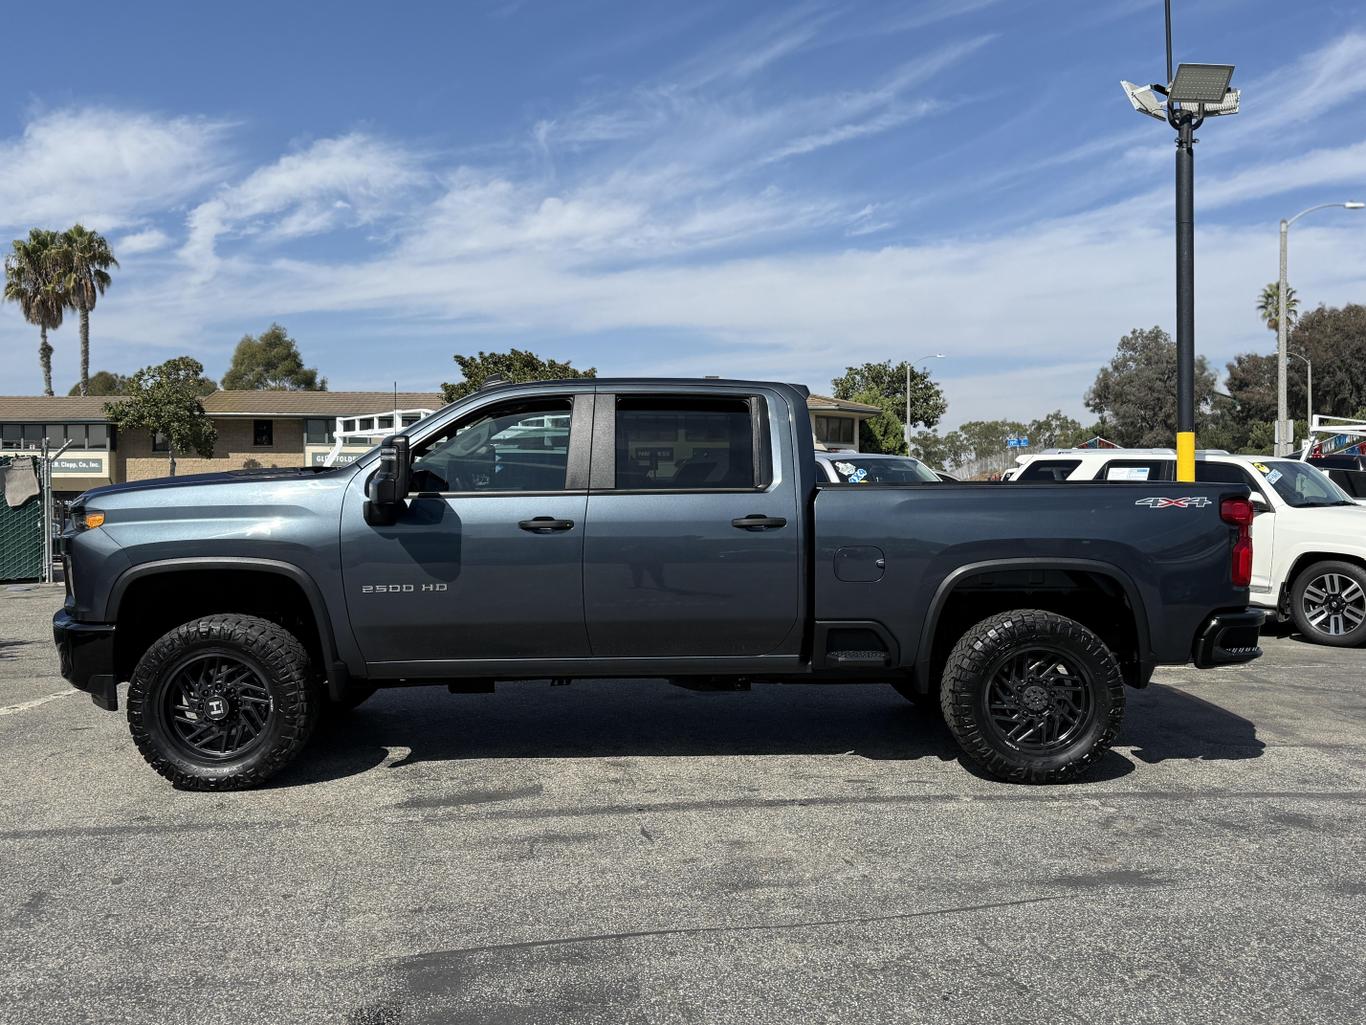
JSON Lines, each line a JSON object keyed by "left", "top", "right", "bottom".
{"left": 2, "top": 584, "right": 1364, "bottom": 1025}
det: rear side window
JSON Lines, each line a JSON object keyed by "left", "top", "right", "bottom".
{"left": 615, "top": 397, "right": 756, "bottom": 490}
{"left": 1195, "top": 462, "right": 1259, "bottom": 488}
{"left": 1016, "top": 459, "right": 1081, "bottom": 482}
{"left": 1099, "top": 459, "right": 1172, "bottom": 481}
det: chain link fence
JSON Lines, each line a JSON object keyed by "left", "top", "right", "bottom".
{"left": 0, "top": 455, "right": 44, "bottom": 582}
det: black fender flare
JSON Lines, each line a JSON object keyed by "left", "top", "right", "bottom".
{"left": 105, "top": 557, "right": 347, "bottom": 692}
{"left": 914, "top": 557, "right": 1153, "bottom": 690}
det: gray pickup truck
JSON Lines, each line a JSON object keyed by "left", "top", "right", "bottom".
{"left": 53, "top": 378, "right": 1262, "bottom": 789}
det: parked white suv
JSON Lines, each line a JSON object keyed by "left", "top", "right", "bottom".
{"left": 1008, "top": 448, "right": 1366, "bottom": 647}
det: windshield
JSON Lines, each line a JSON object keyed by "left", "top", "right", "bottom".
{"left": 1253, "top": 459, "right": 1357, "bottom": 508}
{"left": 826, "top": 456, "right": 940, "bottom": 484}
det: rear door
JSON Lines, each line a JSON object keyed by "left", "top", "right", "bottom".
{"left": 582, "top": 390, "right": 802, "bottom": 657}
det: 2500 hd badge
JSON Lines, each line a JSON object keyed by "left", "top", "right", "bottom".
{"left": 361, "top": 583, "right": 449, "bottom": 593}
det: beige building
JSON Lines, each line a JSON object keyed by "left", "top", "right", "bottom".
{"left": 0, "top": 388, "right": 879, "bottom": 498}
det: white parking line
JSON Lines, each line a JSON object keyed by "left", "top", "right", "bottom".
{"left": 0, "top": 692, "right": 75, "bottom": 717}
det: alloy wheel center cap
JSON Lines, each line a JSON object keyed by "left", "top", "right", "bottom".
{"left": 205, "top": 696, "right": 230, "bottom": 721}
{"left": 1021, "top": 683, "right": 1049, "bottom": 713}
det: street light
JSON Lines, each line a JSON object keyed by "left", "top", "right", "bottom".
{"left": 905, "top": 353, "right": 946, "bottom": 451}
{"left": 1274, "top": 201, "right": 1365, "bottom": 454}
{"left": 1287, "top": 351, "right": 1312, "bottom": 452}
{"left": 1121, "top": 3, "right": 1239, "bottom": 483}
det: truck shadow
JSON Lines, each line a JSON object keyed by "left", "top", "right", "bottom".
{"left": 271, "top": 679, "right": 1263, "bottom": 788}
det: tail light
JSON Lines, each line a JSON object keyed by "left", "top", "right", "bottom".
{"left": 1220, "top": 497, "right": 1253, "bottom": 587}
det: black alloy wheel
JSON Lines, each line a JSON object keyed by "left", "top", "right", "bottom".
{"left": 164, "top": 652, "right": 275, "bottom": 760}
{"left": 982, "top": 647, "right": 1096, "bottom": 755}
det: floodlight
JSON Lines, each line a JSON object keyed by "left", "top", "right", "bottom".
{"left": 1169, "top": 63, "right": 1235, "bottom": 104}
{"left": 1121, "top": 80, "right": 1166, "bottom": 120}
{"left": 1197, "top": 88, "right": 1240, "bottom": 117}
{"left": 1347, "top": 202, "right": 1366, "bottom": 209}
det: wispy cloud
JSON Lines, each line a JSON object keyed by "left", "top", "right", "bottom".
{"left": 0, "top": 107, "right": 232, "bottom": 233}
{"left": 180, "top": 133, "right": 427, "bottom": 276}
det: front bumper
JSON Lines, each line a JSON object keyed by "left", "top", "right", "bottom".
{"left": 1192, "top": 608, "right": 1265, "bottom": 668}
{"left": 52, "top": 609, "right": 118, "bottom": 711}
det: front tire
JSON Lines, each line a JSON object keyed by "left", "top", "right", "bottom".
{"left": 1290, "top": 560, "right": 1366, "bottom": 647}
{"left": 127, "top": 615, "right": 320, "bottom": 790}
{"left": 940, "top": 610, "right": 1124, "bottom": 784}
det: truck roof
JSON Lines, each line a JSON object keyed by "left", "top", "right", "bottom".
{"left": 472, "top": 377, "right": 811, "bottom": 398}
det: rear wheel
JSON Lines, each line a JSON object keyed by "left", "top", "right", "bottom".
{"left": 127, "top": 615, "right": 320, "bottom": 790}
{"left": 1290, "top": 560, "right": 1366, "bottom": 647}
{"left": 940, "top": 609, "right": 1124, "bottom": 784}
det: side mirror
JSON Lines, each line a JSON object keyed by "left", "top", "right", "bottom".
{"left": 364, "top": 435, "right": 411, "bottom": 526}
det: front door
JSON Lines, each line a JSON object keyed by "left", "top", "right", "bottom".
{"left": 582, "top": 392, "right": 802, "bottom": 658}
{"left": 341, "top": 392, "right": 593, "bottom": 666}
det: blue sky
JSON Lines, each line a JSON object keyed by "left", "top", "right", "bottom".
{"left": 2, "top": 0, "right": 1364, "bottom": 427}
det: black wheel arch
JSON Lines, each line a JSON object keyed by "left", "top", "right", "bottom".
{"left": 106, "top": 558, "right": 351, "bottom": 697}
{"left": 915, "top": 557, "right": 1153, "bottom": 696}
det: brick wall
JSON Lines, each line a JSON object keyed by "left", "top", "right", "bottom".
{"left": 116, "top": 417, "right": 308, "bottom": 482}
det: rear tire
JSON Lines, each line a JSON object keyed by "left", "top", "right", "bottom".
{"left": 127, "top": 615, "right": 320, "bottom": 790}
{"left": 940, "top": 609, "right": 1124, "bottom": 784}
{"left": 1290, "top": 560, "right": 1366, "bottom": 648}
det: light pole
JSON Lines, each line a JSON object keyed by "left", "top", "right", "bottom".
{"left": 1287, "top": 351, "right": 1312, "bottom": 452}
{"left": 1122, "top": 3, "right": 1239, "bottom": 482}
{"left": 1275, "top": 201, "right": 1364, "bottom": 455}
{"left": 905, "top": 353, "right": 945, "bottom": 453}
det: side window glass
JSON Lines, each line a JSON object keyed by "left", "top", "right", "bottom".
{"left": 1194, "top": 462, "right": 1257, "bottom": 489}
{"left": 615, "top": 397, "right": 756, "bottom": 490}
{"left": 1017, "top": 459, "right": 1081, "bottom": 482}
{"left": 410, "top": 399, "right": 572, "bottom": 493}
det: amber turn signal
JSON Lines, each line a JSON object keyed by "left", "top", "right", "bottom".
{"left": 81, "top": 510, "right": 106, "bottom": 529}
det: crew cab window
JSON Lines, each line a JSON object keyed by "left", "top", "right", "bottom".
{"left": 409, "top": 398, "right": 572, "bottom": 493}
{"left": 1016, "top": 459, "right": 1081, "bottom": 482}
{"left": 1098, "top": 459, "right": 1171, "bottom": 481}
{"left": 615, "top": 397, "right": 756, "bottom": 490}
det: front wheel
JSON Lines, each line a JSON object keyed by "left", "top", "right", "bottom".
{"left": 1290, "top": 560, "right": 1366, "bottom": 647}
{"left": 940, "top": 610, "right": 1124, "bottom": 784}
{"left": 127, "top": 615, "right": 320, "bottom": 790}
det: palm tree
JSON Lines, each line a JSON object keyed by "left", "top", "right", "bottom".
{"left": 3, "top": 229, "right": 66, "bottom": 396}
{"left": 1257, "top": 281, "right": 1299, "bottom": 335}
{"left": 55, "top": 224, "right": 119, "bottom": 396}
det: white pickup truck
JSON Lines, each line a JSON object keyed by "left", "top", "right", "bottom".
{"left": 1007, "top": 449, "right": 1366, "bottom": 647}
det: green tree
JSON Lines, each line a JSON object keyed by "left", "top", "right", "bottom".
{"left": 1286, "top": 304, "right": 1366, "bottom": 417}
{"left": 441, "top": 348, "right": 596, "bottom": 403}
{"left": 3, "top": 229, "right": 66, "bottom": 396}
{"left": 1025, "top": 410, "right": 1085, "bottom": 449}
{"left": 1256, "top": 282, "right": 1299, "bottom": 335}
{"left": 69, "top": 370, "right": 129, "bottom": 396}
{"left": 222, "top": 324, "right": 327, "bottom": 390}
{"left": 105, "top": 357, "right": 218, "bottom": 476}
{"left": 1084, "top": 326, "right": 1217, "bottom": 448}
{"left": 54, "top": 225, "right": 118, "bottom": 396}
{"left": 830, "top": 360, "right": 947, "bottom": 454}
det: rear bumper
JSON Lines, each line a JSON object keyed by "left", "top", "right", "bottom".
{"left": 1192, "top": 608, "right": 1265, "bottom": 668}
{"left": 52, "top": 609, "right": 118, "bottom": 711}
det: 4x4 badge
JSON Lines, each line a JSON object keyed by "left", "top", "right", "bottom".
{"left": 1135, "top": 496, "right": 1213, "bottom": 509}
